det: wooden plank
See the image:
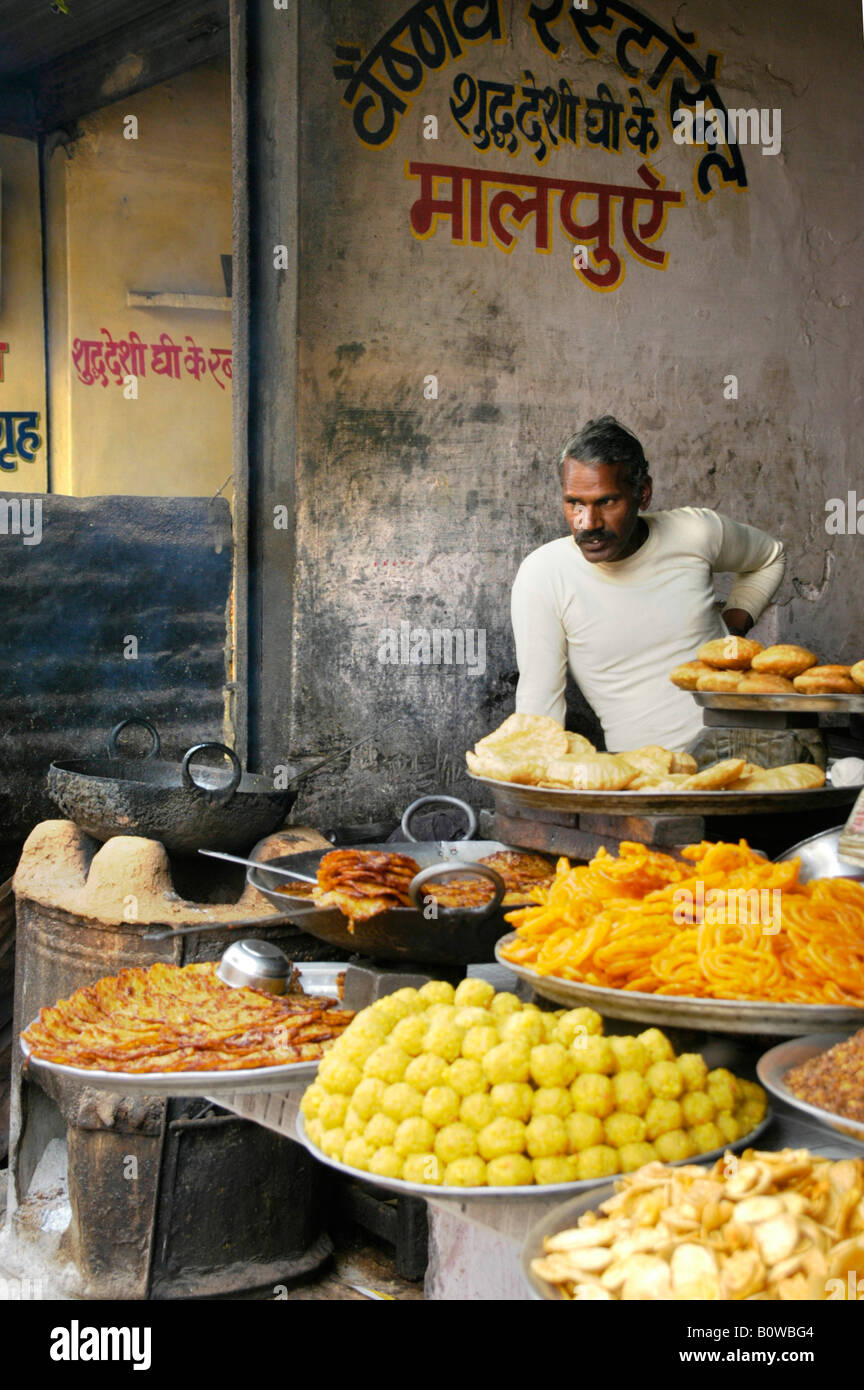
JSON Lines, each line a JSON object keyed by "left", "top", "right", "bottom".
{"left": 127, "top": 291, "right": 231, "bottom": 312}
{"left": 578, "top": 813, "right": 706, "bottom": 844}
{"left": 30, "top": 0, "right": 229, "bottom": 132}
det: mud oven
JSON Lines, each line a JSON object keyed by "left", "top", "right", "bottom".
{"left": 3, "top": 822, "right": 347, "bottom": 1300}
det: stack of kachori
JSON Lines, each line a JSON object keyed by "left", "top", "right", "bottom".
{"left": 671, "top": 640, "right": 864, "bottom": 696}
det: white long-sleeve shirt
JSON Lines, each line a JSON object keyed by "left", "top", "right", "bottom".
{"left": 511, "top": 507, "right": 786, "bottom": 752}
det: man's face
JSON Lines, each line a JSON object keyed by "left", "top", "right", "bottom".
{"left": 562, "top": 458, "right": 651, "bottom": 563}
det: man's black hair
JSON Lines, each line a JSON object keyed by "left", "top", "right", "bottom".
{"left": 558, "top": 416, "right": 650, "bottom": 491}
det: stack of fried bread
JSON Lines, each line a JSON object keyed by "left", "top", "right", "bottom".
{"left": 296, "top": 847, "right": 554, "bottom": 926}
{"left": 21, "top": 961, "right": 354, "bottom": 1073}
{"left": 429, "top": 851, "right": 554, "bottom": 908}
{"left": 465, "top": 714, "right": 824, "bottom": 793}
{"left": 313, "top": 850, "right": 419, "bottom": 922}
{"left": 671, "top": 640, "right": 864, "bottom": 696}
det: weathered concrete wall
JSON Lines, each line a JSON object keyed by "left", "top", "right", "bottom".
{"left": 0, "top": 494, "right": 232, "bottom": 842}
{"left": 45, "top": 58, "right": 233, "bottom": 499}
{"left": 0, "top": 135, "right": 48, "bottom": 492}
{"left": 255, "top": 0, "right": 864, "bottom": 824}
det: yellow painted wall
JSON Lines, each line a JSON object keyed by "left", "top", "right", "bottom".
{"left": 0, "top": 134, "right": 48, "bottom": 493}
{"left": 47, "top": 58, "right": 232, "bottom": 497}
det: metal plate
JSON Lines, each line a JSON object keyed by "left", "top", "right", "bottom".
{"left": 19, "top": 962, "right": 347, "bottom": 1096}
{"left": 757, "top": 1034, "right": 864, "bottom": 1144}
{"left": 495, "top": 935, "right": 864, "bottom": 1036}
{"left": 694, "top": 691, "right": 864, "bottom": 713}
{"left": 521, "top": 1140, "right": 849, "bottom": 1300}
{"left": 776, "top": 827, "right": 864, "bottom": 883}
{"left": 470, "top": 773, "right": 858, "bottom": 817}
{"left": 295, "top": 1111, "right": 771, "bottom": 1201}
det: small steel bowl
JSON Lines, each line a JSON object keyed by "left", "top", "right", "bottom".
{"left": 777, "top": 827, "right": 864, "bottom": 883}
{"left": 217, "top": 938, "right": 292, "bottom": 994}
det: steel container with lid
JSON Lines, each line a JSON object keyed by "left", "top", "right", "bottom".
{"left": 217, "top": 938, "right": 292, "bottom": 994}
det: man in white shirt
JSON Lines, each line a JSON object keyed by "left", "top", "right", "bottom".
{"left": 511, "top": 417, "right": 786, "bottom": 752}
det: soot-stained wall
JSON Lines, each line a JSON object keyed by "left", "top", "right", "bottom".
{"left": 255, "top": 0, "right": 864, "bottom": 826}
{"left": 0, "top": 494, "right": 232, "bottom": 843}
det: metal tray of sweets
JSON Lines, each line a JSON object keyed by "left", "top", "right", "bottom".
{"left": 295, "top": 1111, "right": 771, "bottom": 1201}
{"left": 757, "top": 1033, "right": 864, "bottom": 1145}
{"left": 470, "top": 771, "right": 859, "bottom": 817}
{"left": 19, "top": 962, "right": 347, "bottom": 1096}
{"left": 494, "top": 935, "right": 864, "bottom": 1037}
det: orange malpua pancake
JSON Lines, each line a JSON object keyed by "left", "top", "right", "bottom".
{"left": 313, "top": 849, "right": 420, "bottom": 926}
{"left": 21, "top": 962, "right": 354, "bottom": 1073}
{"left": 697, "top": 637, "right": 763, "bottom": 670}
{"left": 424, "top": 851, "right": 554, "bottom": 908}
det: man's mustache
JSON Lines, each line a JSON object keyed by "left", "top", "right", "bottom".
{"left": 575, "top": 531, "right": 614, "bottom": 545}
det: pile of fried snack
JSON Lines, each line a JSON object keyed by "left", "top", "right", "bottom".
{"left": 785, "top": 1028, "right": 864, "bottom": 1126}
{"left": 301, "top": 980, "right": 767, "bottom": 1187}
{"left": 500, "top": 839, "right": 864, "bottom": 1005}
{"left": 276, "top": 847, "right": 553, "bottom": 926}
{"left": 531, "top": 1149, "right": 864, "bottom": 1300}
{"left": 465, "top": 713, "right": 824, "bottom": 793}
{"left": 21, "top": 962, "right": 354, "bottom": 1073}
{"left": 671, "top": 638, "right": 864, "bottom": 696}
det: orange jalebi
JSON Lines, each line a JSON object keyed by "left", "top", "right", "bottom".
{"left": 500, "top": 840, "right": 864, "bottom": 1006}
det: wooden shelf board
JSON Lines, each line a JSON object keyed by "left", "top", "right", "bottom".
{"left": 127, "top": 291, "right": 231, "bottom": 312}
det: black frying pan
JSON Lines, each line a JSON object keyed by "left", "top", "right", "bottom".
{"left": 247, "top": 796, "right": 553, "bottom": 965}
{"left": 48, "top": 719, "right": 297, "bottom": 856}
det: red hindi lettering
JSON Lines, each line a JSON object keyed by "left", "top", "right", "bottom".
{"left": 151, "top": 333, "right": 183, "bottom": 378}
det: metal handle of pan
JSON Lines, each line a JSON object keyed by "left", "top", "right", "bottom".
{"left": 401, "top": 795, "right": 478, "bottom": 843}
{"left": 181, "top": 743, "right": 243, "bottom": 804}
{"left": 408, "top": 861, "right": 506, "bottom": 920}
{"left": 108, "top": 717, "right": 161, "bottom": 760}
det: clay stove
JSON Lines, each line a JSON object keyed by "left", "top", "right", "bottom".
{"left": 2, "top": 821, "right": 348, "bottom": 1299}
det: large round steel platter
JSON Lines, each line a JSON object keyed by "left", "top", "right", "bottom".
{"left": 520, "top": 1141, "right": 855, "bottom": 1301}
{"left": 494, "top": 935, "right": 864, "bottom": 1036}
{"left": 469, "top": 772, "right": 858, "bottom": 816}
{"left": 295, "top": 1111, "right": 771, "bottom": 1201}
{"left": 694, "top": 691, "right": 864, "bottom": 713}
{"left": 757, "top": 1033, "right": 864, "bottom": 1144}
{"left": 19, "top": 962, "right": 346, "bottom": 1096}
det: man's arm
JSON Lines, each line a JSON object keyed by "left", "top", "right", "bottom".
{"left": 708, "top": 513, "right": 786, "bottom": 633}
{"left": 511, "top": 561, "right": 568, "bottom": 726}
